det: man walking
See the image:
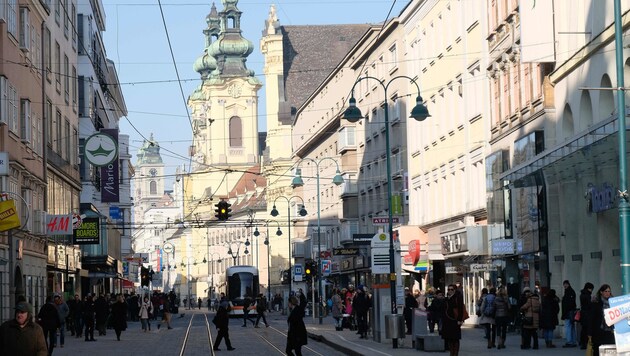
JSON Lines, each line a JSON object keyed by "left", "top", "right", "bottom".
{"left": 561, "top": 280, "right": 577, "bottom": 347}
{"left": 38, "top": 296, "right": 61, "bottom": 355}
{"left": 213, "top": 293, "right": 235, "bottom": 351}
{"left": 242, "top": 295, "right": 254, "bottom": 327}
{"left": 54, "top": 294, "right": 69, "bottom": 348}
{"left": 0, "top": 301, "right": 48, "bottom": 355}
{"left": 254, "top": 294, "right": 269, "bottom": 328}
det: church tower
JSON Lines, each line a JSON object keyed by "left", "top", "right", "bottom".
{"left": 188, "top": 0, "right": 262, "bottom": 172}
{"left": 133, "top": 134, "right": 165, "bottom": 220}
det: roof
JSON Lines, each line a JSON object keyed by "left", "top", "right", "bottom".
{"left": 281, "top": 24, "right": 371, "bottom": 112}
{"left": 227, "top": 166, "right": 267, "bottom": 212}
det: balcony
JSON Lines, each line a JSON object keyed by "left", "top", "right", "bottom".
{"left": 339, "top": 179, "right": 358, "bottom": 197}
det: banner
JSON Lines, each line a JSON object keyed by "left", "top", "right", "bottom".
{"left": 0, "top": 199, "right": 20, "bottom": 231}
{"left": 72, "top": 217, "right": 100, "bottom": 244}
{"left": 605, "top": 294, "right": 630, "bottom": 352}
{"left": 100, "top": 129, "right": 120, "bottom": 202}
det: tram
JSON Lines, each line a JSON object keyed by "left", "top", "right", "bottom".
{"left": 225, "top": 265, "right": 260, "bottom": 316}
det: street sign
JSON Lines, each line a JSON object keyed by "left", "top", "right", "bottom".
{"left": 372, "top": 217, "right": 400, "bottom": 225}
{"left": 294, "top": 264, "right": 303, "bottom": 282}
{"left": 109, "top": 206, "right": 121, "bottom": 220}
{"left": 163, "top": 242, "right": 174, "bottom": 254}
{"left": 72, "top": 213, "right": 83, "bottom": 229}
{"left": 321, "top": 260, "right": 332, "bottom": 276}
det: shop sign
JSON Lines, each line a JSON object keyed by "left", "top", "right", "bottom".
{"left": 354, "top": 256, "right": 365, "bottom": 269}
{"left": 353, "top": 233, "right": 373, "bottom": 244}
{"left": 491, "top": 239, "right": 514, "bottom": 255}
{"left": 46, "top": 214, "right": 73, "bottom": 235}
{"left": 409, "top": 240, "right": 421, "bottom": 264}
{"left": 469, "top": 264, "right": 496, "bottom": 273}
{"left": 72, "top": 217, "right": 100, "bottom": 245}
{"left": 586, "top": 182, "right": 617, "bottom": 214}
{"left": 445, "top": 266, "right": 465, "bottom": 274}
{"left": 341, "top": 257, "right": 354, "bottom": 271}
{"left": 333, "top": 248, "right": 359, "bottom": 256}
{"left": 605, "top": 294, "right": 630, "bottom": 352}
{"left": 0, "top": 199, "right": 20, "bottom": 232}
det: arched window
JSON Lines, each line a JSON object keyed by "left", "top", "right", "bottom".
{"left": 150, "top": 181, "right": 157, "bottom": 194}
{"left": 229, "top": 116, "right": 242, "bottom": 147}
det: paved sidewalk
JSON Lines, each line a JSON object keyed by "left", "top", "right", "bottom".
{"left": 300, "top": 314, "right": 590, "bottom": 356}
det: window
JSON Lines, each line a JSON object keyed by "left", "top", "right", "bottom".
{"left": 64, "top": 119, "right": 70, "bottom": 160}
{"left": 33, "top": 111, "right": 42, "bottom": 155}
{"left": 55, "top": 0, "right": 60, "bottom": 25}
{"left": 389, "top": 44, "right": 397, "bottom": 71}
{"left": 55, "top": 110, "right": 62, "bottom": 153}
{"left": 44, "top": 27, "right": 51, "bottom": 81}
{"left": 19, "top": 7, "right": 30, "bottom": 51}
{"left": 229, "top": 116, "right": 242, "bottom": 147}
{"left": 8, "top": 81, "right": 18, "bottom": 133}
{"left": 20, "top": 99, "right": 31, "bottom": 143}
{"left": 63, "top": 0, "right": 69, "bottom": 38}
{"left": 55, "top": 42, "right": 61, "bottom": 91}
{"left": 71, "top": 127, "right": 78, "bottom": 165}
{"left": 150, "top": 181, "right": 157, "bottom": 195}
{"left": 64, "top": 55, "right": 69, "bottom": 103}
{"left": 46, "top": 98, "right": 52, "bottom": 146}
{"left": 72, "top": 66, "right": 77, "bottom": 110}
{"left": 71, "top": 4, "right": 76, "bottom": 49}
{"left": 7, "top": 0, "right": 17, "bottom": 38}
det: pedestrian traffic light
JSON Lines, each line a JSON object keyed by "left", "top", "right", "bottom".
{"left": 214, "top": 200, "right": 232, "bottom": 221}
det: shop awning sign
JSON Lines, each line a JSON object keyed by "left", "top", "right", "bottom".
{"left": 470, "top": 264, "right": 496, "bottom": 273}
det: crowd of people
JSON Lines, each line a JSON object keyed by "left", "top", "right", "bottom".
{"left": 472, "top": 279, "right": 615, "bottom": 356}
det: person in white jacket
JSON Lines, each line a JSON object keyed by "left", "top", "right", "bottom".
{"left": 138, "top": 296, "right": 153, "bottom": 332}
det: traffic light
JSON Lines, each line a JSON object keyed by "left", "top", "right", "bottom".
{"left": 214, "top": 200, "right": 232, "bottom": 221}
{"left": 281, "top": 269, "right": 290, "bottom": 285}
{"left": 140, "top": 267, "right": 150, "bottom": 287}
{"left": 304, "top": 259, "right": 315, "bottom": 283}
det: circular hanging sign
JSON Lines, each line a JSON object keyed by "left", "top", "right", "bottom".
{"left": 84, "top": 132, "right": 118, "bottom": 166}
{"left": 163, "top": 242, "right": 175, "bottom": 254}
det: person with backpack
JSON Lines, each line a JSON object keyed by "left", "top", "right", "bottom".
{"left": 479, "top": 287, "right": 497, "bottom": 348}
{"left": 494, "top": 286, "right": 510, "bottom": 349}
{"left": 254, "top": 294, "right": 269, "bottom": 328}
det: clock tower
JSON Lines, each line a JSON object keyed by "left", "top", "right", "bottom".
{"left": 134, "top": 133, "right": 166, "bottom": 220}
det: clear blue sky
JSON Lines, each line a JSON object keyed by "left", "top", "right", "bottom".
{"left": 102, "top": 0, "right": 409, "bottom": 182}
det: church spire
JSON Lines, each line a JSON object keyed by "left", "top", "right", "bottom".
{"left": 193, "top": 3, "right": 221, "bottom": 80}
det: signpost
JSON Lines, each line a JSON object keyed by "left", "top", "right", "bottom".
{"left": 294, "top": 264, "right": 303, "bottom": 282}
{"left": 321, "top": 259, "right": 331, "bottom": 277}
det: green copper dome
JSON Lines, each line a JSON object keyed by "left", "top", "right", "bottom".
{"left": 136, "top": 133, "right": 163, "bottom": 165}
{"left": 194, "top": 3, "right": 221, "bottom": 79}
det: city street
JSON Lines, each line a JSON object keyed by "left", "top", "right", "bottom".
{"left": 49, "top": 309, "right": 598, "bottom": 356}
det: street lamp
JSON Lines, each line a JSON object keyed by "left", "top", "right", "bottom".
{"left": 254, "top": 224, "right": 273, "bottom": 306}
{"left": 181, "top": 257, "right": 198, "bottom": 310}
{"left": 203, "top": 252, "right": 221, "bottom": 302}
{"left": 292, "top": 158, "right": 344, "bottom": 324}
{"left": 225, "top": 240, "right": 249, "bottom": 265}
{"left": 270, "top": 196, "right": 307, "bottom": 298}
{"left": 343, "top": 75, "right": 430, "bottom": 348}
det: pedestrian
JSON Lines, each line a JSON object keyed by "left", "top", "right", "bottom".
{"left": 331, "top": 288, "right": 344, "bottom": 331}
{"left": 286, "top": 293, "right": 307, "bottom": 356}
{"left": 561, "top": 279, "right": 578, "bottom": 347}
{"left": 403, "top": 286, "right": 418, "bottom": 335}
{"left": 588, "top": 284, "right": 615, "bottom": 356}
{"left": 83, "top": 294, "right": 97, "bottom": 342}
{"left": 38, "top": 295, "right": 61, "bottom": 354}
{"left": 94, "top": 294, "right": 108, "bottom": 336}
{"left": 442, "top": 284, "right": 465, "bottom": 356}
{"left": 242, "top": 294, "right": 254, "bottom": 327}
{"left": 254, "top": 293, "right": 269, "bottom": 328}
{"left": 139, "top": 295, "right": 153, "bottom": 332}
{"left": 353, "top": 285, "right": 371, "bottom": 339}
{"left": 479, "top": 287, "right": 497, "bottom": 348}
{"left": 111, "top": 294, "right": 127, "bottom": 341}
{"left": 476, "top": 288, "right": 489, "bottom": 339}
{"left": 69, "top": 294, "right": 83, "bottom": 338}
{"left": 540, "top": 289, "right": 560, "bottom": 348}
{"left": 579, "top": 282, "right": 594, "bottom": 349}
{"left": 53, "top": 294, "right": 69, "bottom": 348}
{"left": 158, "top": 296, "right": 173, "bottom": 330}
{"left": 493, "top": 286, "right": 510, "bottom": 349}
{"left": 426, "top": 288, "right": 445, "bottom": 334}
{"left": 212, "top": 293, "right": 235, "bottom": 351}
{"left": 0, "top": 301, "right": 48, "bottom": 356}
{"left": 519, "top": 287, "right": 540, "bottom": 349}
{"left": 198, "top": 297, "right": 202, "bottom": 310}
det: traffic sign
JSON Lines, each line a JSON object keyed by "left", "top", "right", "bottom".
{"left": 294, "top": 264, "right": 303, "bottom": 282}
{"left": 163, "top": 242, "right": 175, "bottom": 254}
{"left": 72, "top": 213, "right": 83, "bottom": 229}
{"left": 372, "top": 217, "right": 400, "bottom": 225}
{"left": 321, "top": 260, "right": 332, "bottom": 276}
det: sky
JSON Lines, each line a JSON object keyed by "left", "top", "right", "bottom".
{"left": 101, "top": 0, "right": 410, "bottom": 185}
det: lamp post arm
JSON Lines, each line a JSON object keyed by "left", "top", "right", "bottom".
{"left": 383, "top": 74, "right": 422, "bottom": 97}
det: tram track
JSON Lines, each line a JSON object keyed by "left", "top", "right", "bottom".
{"left": 179, "top": 313, "right": 215, "bottom": 356}
{"left": 257, "top": 325, "right": 325, "bottom": 356}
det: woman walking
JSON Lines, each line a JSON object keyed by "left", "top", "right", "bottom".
{"left": 286, "top": 293, "right": 307, "bottom": 356}
{"left": 138, "top": 295, "right": 153, "bottom": 332}
{"left": 442, "top": 284, "right": 465, "bottom": 356}
{"left": 540, "top": 289, "right": 560, "bottom": 348}
{"left": 479, "top": 287, "right": 497, "bottom": 348}
{"left": 519, "top": 287, "right": 540, "bottom": 349}
{"left": 331, "top": 288, "right": 344, "bottom": 331}
{"left": 589, "top": 284, "right": 615, "bottom": 356}
{"left": 111, "top": 294, "right": 127, "bottom": 341}
{"left": 494, "top": 286, "right": 510, "bottom": 349}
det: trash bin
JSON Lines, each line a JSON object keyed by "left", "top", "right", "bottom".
{"left": 384, "top": 314, "right": 406, "bottom": 339}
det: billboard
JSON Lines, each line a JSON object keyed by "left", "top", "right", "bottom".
{"left": 72, "top": 217, "right": 100, "bottom": 244}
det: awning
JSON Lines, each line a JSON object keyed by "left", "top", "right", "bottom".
{"left": 500, "top": 114, "right": 624, "bottom": 186}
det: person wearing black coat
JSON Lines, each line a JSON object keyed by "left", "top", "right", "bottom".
{"left": 588, "top": 284, "right": 615, "bottom": 356}
{"left": 110, "top": 295, "right": 127, "bottom": 341}
{"left": 540, "top": 289, "right": 560, "bottom": 348}
{"left": 82, "top": 295, "right": 97, "bottom": 342}
{"left": 579, "top": 282, "right": 594, "bottom": 349}
{"left": 427, "top": 289, "right": 445, "bottom": 334}
{"left": 353, "top": 285, "right": 371, "bottom": 339}
{"left": 442, "top": 284, "right": 465, "bottom": 356}
{"left": 286, "top": 292, "right": 308, "bottom": 356}
{"left": 561, "top": 280, "right": 577, "bottom": 347}
{"left": 404, "top": 287, "right": 418, "bottom": 335}
{"left": 213, "top": 293, "right": 235, "bottom": 351}
{"left": 94, "top": 295, "right": 109, "bottom": 336}
{"left": 38, "top": 296, "right": 61, "bottom": 355}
